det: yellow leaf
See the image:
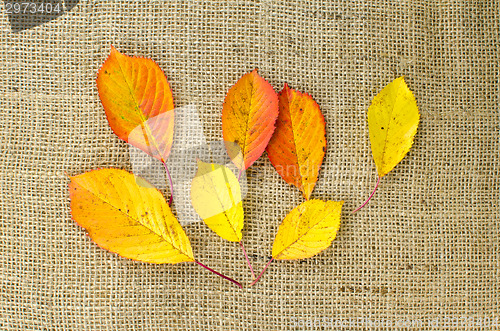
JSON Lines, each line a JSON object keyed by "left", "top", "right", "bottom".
{"left": 272, "top": 200, "right": 343, "bottom": 260}
{"left": 250, "top": 200, "right": 343, "bottom": 286}
{"left": 69, "top": 168, "right": 194, "bottom": 264}
{"left": 190, "top": 160, "right": 244, "bottom": 242}
{"left": 368, "top": 76, "right": 419, "bottom": 177}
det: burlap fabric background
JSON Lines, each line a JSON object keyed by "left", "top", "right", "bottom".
{"left": 1, "top": 1, "right": 499, "bottom": 330}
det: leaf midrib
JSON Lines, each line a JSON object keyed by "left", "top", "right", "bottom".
{"left": 204, "top": 164, "right": 242, "bottom": 241}
{"left": 114, "top": 53, "right": 167, "bottom": 162}
{"left": 239, "top": 76, "right": 255, "bottom": 169}
{"left": 286, "top": 90, "right": 308, "bottom": 197}
{"left": 377, "top": 78, "right": 405, "bottom": 173}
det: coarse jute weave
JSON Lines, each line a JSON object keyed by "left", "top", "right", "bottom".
{"left": 1, "top": 1, "right": 499, "bottom": 330}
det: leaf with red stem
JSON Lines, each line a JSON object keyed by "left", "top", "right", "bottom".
{"left": 69, "top": 168, "right": 241, "bottom": 288}
{"left": 251, "top": 199, "right": 343, "bottom": 286}
{"left": 190, "top": 160, "right": 255, "bottom": 278}
{"left": 353, "top": 77, "right": 419, "bottom": 212}
{"left": 96, "top": 46, "right": 176, "bottom": 205}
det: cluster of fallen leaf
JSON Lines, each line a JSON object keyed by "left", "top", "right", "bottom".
{"left": 69, "top": 47, "right": 419, "bottom": 288}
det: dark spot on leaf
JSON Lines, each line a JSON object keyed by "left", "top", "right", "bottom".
{"left": 322, "top": 146, "right": 326, "bottom": 152}
{"left": 381, "top": 127, "right": 384, "bottom": 130}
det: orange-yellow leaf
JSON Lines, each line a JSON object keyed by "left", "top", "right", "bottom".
{"left": 222, "top": 69, "right": 279, "bottom": 170}
{"left": 97, "top": 46, "right": 175, "bottom": 162}
{"left": 272, "top": 200, "right": 343, "bottom": 260}
{"left": 190, "top": 160, "right": 243, "bottom": 242}
{"left": 266, "top": 84, "right": 326, "bottom": 199}
{"left": 69, "top": 168, "right": 194, "bottom": 264}
{"left": 368, "top": 77, "right": 419, "bottom": 177}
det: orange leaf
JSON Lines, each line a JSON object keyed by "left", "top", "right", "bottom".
{"left": 69, "top": 168, "right": 194, "bottom": 264}
{"left": 266, "top": 84, "right": 326, "bottom": 199}
{"left": 222, "top": 69, "right": 279, "bottom": 170}
{"left": 97, "top": 46, "right": 175, "bottom": 162}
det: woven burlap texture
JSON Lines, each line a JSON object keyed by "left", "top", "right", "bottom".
{"left": 1, "top": 1, "right": 499, "bottom": 330}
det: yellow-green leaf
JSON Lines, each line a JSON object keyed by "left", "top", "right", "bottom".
{"left": 368, "top": 76, "right": 419, "bottom": 177}
{"left": 272, "top": 200, "right": 343, "bottom": 260}
{"left": 69, "top": 168, "right": 194, "bottom": 264}
{"left": 190, "top": 160, "right": 244, "bottom": 242}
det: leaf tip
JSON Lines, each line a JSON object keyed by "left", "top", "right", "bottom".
{"left": 109, "top": 45, "right": 121, "bottom": 57}
{"left": 282, "top": 82, "right": 291, "bottom": 93}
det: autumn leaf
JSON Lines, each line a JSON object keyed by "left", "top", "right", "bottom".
{"left": 222, "top": 69, "right": 279, "bottom": 172}
{"left": 250, "top": 200, "right": 343, "bottom": 285}
{"left": 69, "top": 168, "right": 242, "bottom": 287}
{"left": 369, "top": 77, "right": 419, "bottom": 177}
{"left": 69, "top": 168, "right": 194, "bottom": 264}
{"left": 190, "top": 160, "right": 244, "bottom": 242}
{"left": 96, "top": 46, "right": 175, "bottom": 163}
{"left": 266, "top": 84, "right": 326, "bottom": 200}
{"left": 190, "top": 160, "right": 255, "bottom": 277}
{"left": 353, "top": 76, "right": 419, "bottom": 212}
{"left": 272, "top": 199, "right": 343, "bottom": 260}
